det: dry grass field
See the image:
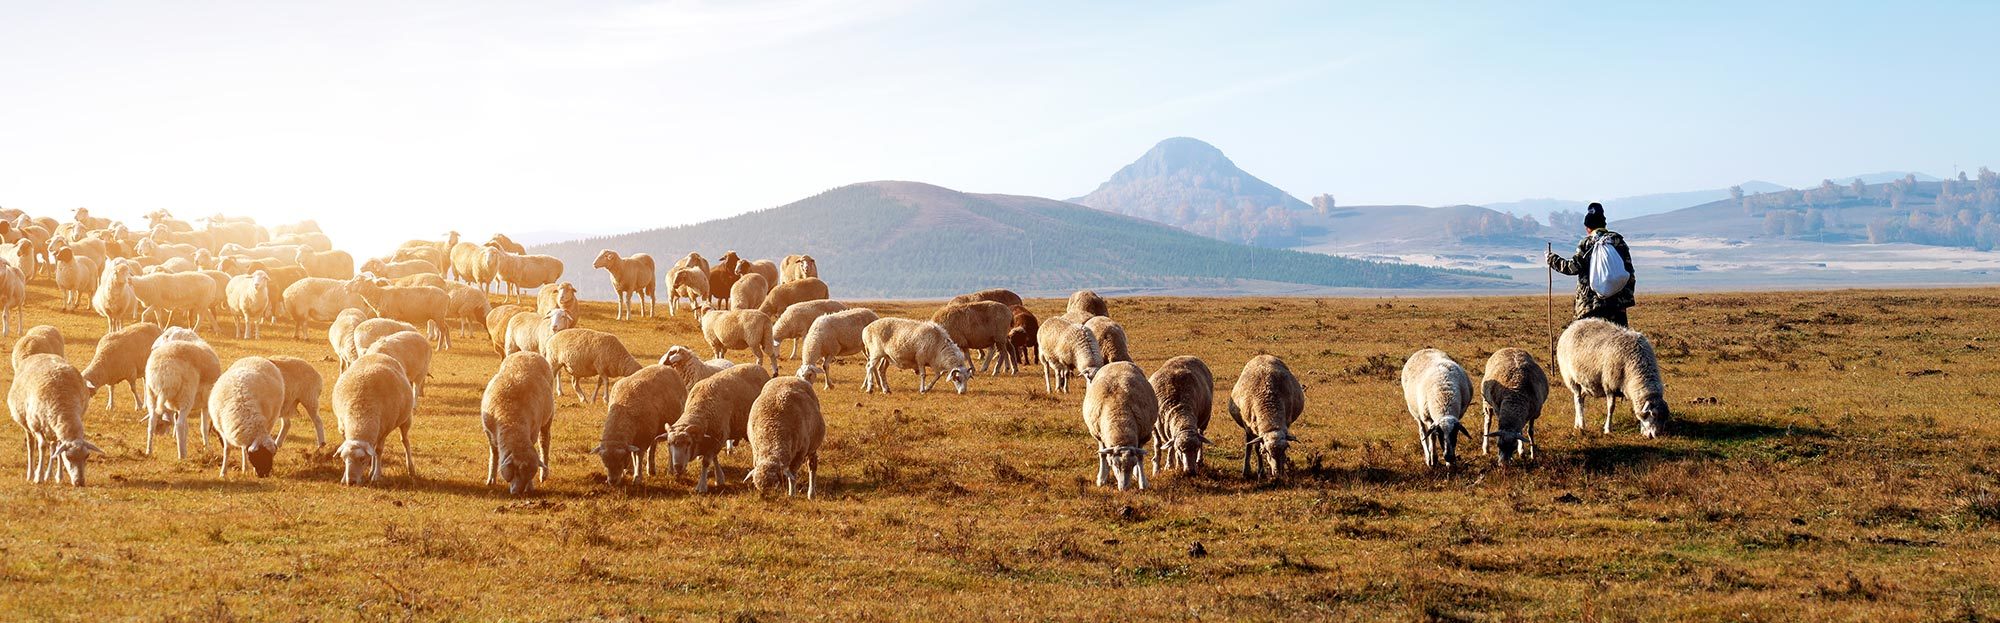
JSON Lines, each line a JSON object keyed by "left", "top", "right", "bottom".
{"left": 2, "top": 282, "right": 1998, "bottom": 621}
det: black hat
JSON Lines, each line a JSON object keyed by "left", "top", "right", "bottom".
{"left": 1584, "top": 202, "right": 1606, "bottom": 229}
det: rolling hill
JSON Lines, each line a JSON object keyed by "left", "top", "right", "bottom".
{"left": 1071, "top": 137, "right": 1314, "bottom": 246}
{"left": 532, "top": 181, "right": 1507, "bottom": 299}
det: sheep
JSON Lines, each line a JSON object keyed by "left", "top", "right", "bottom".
{"left": 72, "top": 207, "right": 110, "bottom": 230}
{"left": 272, "top": 219, "right": 322, "bottom": 237}
{"left": 1037, "top": 316, "right": 1104, "bottom": 394}
{"left": 1083, "top": 361, "right": 1158, "bottom": 491}
{"left": 393, "top": 231, "right": 457, "bottom": 271}
{"left": 344, "top": 277, "right": 453, "bottom": 350}
{"left": 80, "top": 322, "right": 162, "bottom": 413}
{"left": 214, "top": 255, "right": 289, "bottom": 276}
{"left": 145, "top": 209, "right": 192, "bottom": 232}
{"left": 779, "top": 254, "right": 817, "bottom": 283}
{"left": 742, "top": 259, "right": 779, "bottom": 287}
{"left": 296, "top": 248, "right": 355, "bottom": 280}
{"left": 357, "top": 257, "right": 439, "bottom": 279}
{"left": 352, "top": 318, "right": 420, "bottom": 356}
{"left": 1228, "top": 354, "right": 1306, "bottom": 480}
{"left": 486, "top": 233, "right": 526, "bottom": 254}
{"left": 267, "top": 355, "right": 327, "bottom": 448}
{"left": 11, "top": 325, "right": 62, "bottom": 372}
{"left": 746, "top": 376, "right": 825, "bottom": 498}
{"left": 504, "top": 308, "right": 576, "bottom": 356}
{"left": 207, "top": 357, "right": 286, "bottom": 478}
{"left": 91, "top": 260, "right": 140, "bottom": 332}
{"left": 54, "top": 247, "right": 99, "bottom": 312}
{"left": 482, "top": 351, "right": 554, "bottom": 495}
{"left": 699, "top": 307, "right": 779, "bottom": 376}
{"left": 1482, "top": 348, "right": 1550, "bottom": 466}
{"left": 1558, "top": 318, "right": 1671, "bottom": 438}
{"left": 486, "top": 304, "right": 528, "bottom": 355}
{"left": 673, "top": 251, "right": 710, "bottom": 276}
{"left": 496, "top": 253, "right": 563, "bottom": 300}
{"left": 668, "top": 265, "right": 710, "bottom": 316}
{"left": 447, "top": 240, "right": 485, "bottom": 284}
{"left": 392, "top": 272, "right": 448, "bottom": 289}
{"left": 860, "top": 317, "right": 972, "bottom": 395}
{"left": 1, "top": 241, "right": 37, "bottom": 282}
{"left": 225, "top": 270, "right": 273, "bottom": 339}
{"left": 364, "top": 331, "right": 433, "bottom": 403}
{"left": 1401, "top": 349, "right": 1474, "bottom": 468}
{"left": 707, "top": 252, "right": 742, "bottom": 306}
{"left": 444, "top": 282, "right": 491, "bottom": 338}
{"left": 328, "top": 308, "right": 373, "bottom": 371}
{"left": 596, "top": 364, "right": 686, "bottom": 485}
{"left": 143, "top": 334, "right": 223, "bottom": 459}
{"left": 333, "top": 352, "right": 417, "bottom": 485}
{"left": 10, "top": 354, "right": 102, "bottom": 485}
{"left": 593, "top": 250, "right": 657, "bottom": 320}
{"left": 130, "top": 271, "right": 219, "bottom": 329}
{"left": 771, "top": 299, "right": 846, "bottom": 359}
{"left": 1084, "top": 316, "right": 1132, "bottom": 363}
{"left": 1149, "top": 355, "right": 1213, "bottom": 475}
{"left": 729, "top": 272, "right": 769, "bottom": 311}
{"left": 930, "top": 300, "right": 1015, "bottom": 376}
{"left": 759, "top": 277, "right": 829, "bottom": 318}
{"left": 540, "top": 328, "right": 642, "bottom": 404}
{"left": 661, "top": 345, "right": 735, "bottom": 390}
{"left": 220, "top": 243, "right": 307, "bottom": 264}
{"left": 283, "top": 277, "right": 363, "bottom": 339}
{"left": 947, "top": 288, "right": 1023, "bottom": 308}
{"left": 1067, "top": 289, "right": 1108, "bottom": 319}
{"left": 657, "top": 363, "right": 769, "bottom": 493}
{"left": 535, "top": 282, "right": 578, "bottom": 318}
{"left": 194, "top": 269, "right": 233, "bottom": 326}
{"left": 1009, "top": 305, "right": 1039, "bottom": 365}
{"left": 203, "top": 220, "right": 265, "bottom": 251}
{"left": 0, "top": 263, "right": 21, "bottom": 335}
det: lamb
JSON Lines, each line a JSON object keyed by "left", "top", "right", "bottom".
{"left": 592, "top": 250, "right": 657, "bottom": 320}
{"left": 130, "top": 271, "right": 220, "bottom": 329}
{"left": 666, "top": 266, "right": 710, "bottom": 316}
{"left": 779, "top": 254, "right": 817, "bottom": 283}
{"left": 496, "top": 253, "right": 563, "bottom": 300}
{"left": 661, "top": 345, "right": 735, "bottom": 390}
{"left": 657, "top": 363, "right": 770, "bottom": 493}
{"left": 364, "top": 331, "right": 433, "bottom": 402}
{"left": 344, "top": 277, "right": 453, "bottom": 350}
{"left": 860, "top": 317, "right": 972, "bottom": 395}
{"left": 504, "top": 308, "right": 576, "bottom": 355}
{"left": 1037, "top": 317, "right": 1104, "bottom": 394}
{"left": 283, "top": 277, "right": 362, "bottom": 339}
{"left": 444, "top": 282, "right": 491, "bottom": 338}
{"left": 540, "top": 328, "right": 643, "bottom": 404}
{"left": 1083, "top": 361, "right": 1158, "bottom": 491}
{"left": 1228, "top": 354, "right": 1306, "bottom": 480}
{"left": 10, "top": 354, "right": 102, "bottom": 485}
{"left": 595, "top": 364, "right": 686, "bottom": 485}
{"left": 741, "top": 259, "right": 779, "bottom": 288}
{"left": 0, "top": 263, "right": 22, "bottom": 335}
{"left": 54, "top": 247, "right": 100, "bottom": 312}
{"left": 296, "top": 248, "right": 355, "bottom": 280}
{"left": 267, "top": 355, "right": 327, "bottom": 448}
{"left": 699, "top": 308, "right": 779, "bottom": 376}
{"left": 1083, "top": 316, "right": 1132, "bottom": 364}
{"left": 11, "top": 325, "right": 62, "bottom": 372}
{"left": 771, "top": 299, "right": 846, "bottom": 359}
{"left": 486, "top": 304, "right": 528, "bottom": 354}
{"left": 333, "top": 352, "right": 417, "bottom": 485}
{"left": 207, "top": 357, "right": 286, "bottom": 478}
{"left": 758, "top": 277, "right": 829, "bottom": 318}
{"left": 1482, "top": 348, "right": 1550, "bottom": 466}
{"left": 328, "top": 308, "right": 373, "bottom": 371}
{"left": 746, "top": 377, "right": 825, "bottom": 498}
{"left": 357, "top": 257, "right": 439, "bottom": 279}
{"left": 1067, "top": 289, "right": 1108, "bottom": 319}
{"left": 80, "top": 322, "right": 162, "bottom": 413}
{"left": 729, "top": 272, "right": 770, "bottom": 311}
{"left": 947, "top": 288, "right": 1023, "bottom": 308}
{"left": 482, "top": 351, "right": 554, "bottom": 495}
{"left": 1557, "top": 318, "right": 1671, "bottom": 438}
{"left": 92, "top": 260, "right": 140, "bottom": 332}
{"left": 930, "top": 300, "right": 1015, "bottom": 376}
{"left": 1149, "top": 355, "right": 1213, "bottom": 474}
{"left": 535, "top": 282, "right": 579, "bottom": 318}
{"left": 143, "top": 333, "right": 223, "bottom": 459}
{"left": 1401, "top": 349, "right": 1474, "bottom": 468}
{"left": 225, "top": 270, "right": 273, "bottom": 339}
{"left": 1008, "top": 305, "right": 1039, "bottom": 365}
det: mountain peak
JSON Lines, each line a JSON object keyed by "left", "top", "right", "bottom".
{"left": 1073, "top": 137, "right": 1311, "bottom": 246}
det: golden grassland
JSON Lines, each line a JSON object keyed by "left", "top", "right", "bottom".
{"left": 1, "top": 282, "right": 1998, "bottom": 621}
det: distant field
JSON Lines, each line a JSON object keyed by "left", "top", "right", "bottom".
{"left": 2, "top": 283, "right": 1997, "bottom": 620}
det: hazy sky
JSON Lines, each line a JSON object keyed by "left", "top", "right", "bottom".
{"left": 3, "top": 1, "right": 1994, "bottom": 253}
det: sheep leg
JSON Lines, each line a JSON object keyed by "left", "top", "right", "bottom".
{"left": 695, "top": 455, "right": 712, "bottom": 493}
{"left": 1481, "top": 409, "right": 1491, "bottom": 455}
{"left": 176, "top": 413, "right": 192, "bottom": 459}
{"left": 1419, "top": 428, "right": 1433, "bottom": 467}
{"left": 21, "top": 433, "right": 31, "bottom": 482}
{"left": 219, "top": 443, "right": 229, "bottom": 478}
{"left": 806, "top": 454, "right": 816, "bottom": 499}
{"left": 275, "top": 417, "right": 292, "bottom": 449}
{"left": 485, "top": 432, "right": 498, "bottom": 486}
{"left": 1603, "top": 396, "right": 1617, "bottom": 434}
{"left": 571, "top": 374, "right": 586, "bottom": 403}
{"left": 1571, "top": 390, "right": 1587, "bottom": 431}
{"left": 1042, "top": 361, "right": 1054, "bottom": 394}
{"left": 400, "top": 425, "right": 417, "bottom": 480}
{"left": 539, "top": 423, "right": 551, "bottom": 481}
{"left": 1134, "top": 463, "right": 1148, "bottom": 490}
{"left": 1527, "top": 419, "right": 1538, "bottom": 459}
{"left": 1095, "top": 447, "right": 1109, "bottom": 487}
{"left": 310, "top": 407, "right": 326, "bottom": 447}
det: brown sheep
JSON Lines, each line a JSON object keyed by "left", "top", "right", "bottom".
{"left": 947, "top": 288, "right": 1023, "bottom": 309}
{"left": 758, "top": 277, "right": 829, "bottom": 318}
{"left": 1008, "top": 305, "right": 1039, "bottom": 365}
{"left": 930, "top": 300, "right": 1015, "bottom": 376}
{"left": 707, "top": 252, "right": 742, "bottom": 307}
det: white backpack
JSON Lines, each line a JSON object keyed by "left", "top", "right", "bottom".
{"left": 1588, "top": 233, "right": 1631, "bottom": 297}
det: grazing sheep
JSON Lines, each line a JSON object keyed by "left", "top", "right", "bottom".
{"left": 1558, "top": 318, "right": 1671, "bottom": 438}
{"left": 10, "top": 354, "right": 102, "bottom": 485}
{"left": 541, "top": 328, "right": 643, "bottom": 404}
{"left": 444, "top": 282, "right": 491, "bottom": 338}
{"left": 666, "top": 266, "right": 710, "bottom": 316}
{"left": 742, "top": 259, "right": 779, "bottom": 288}
{"left": 1008, "top": 305, "right": 1039, "bottom": 365}
{"left": 225, "top": 270, "right": 273, "bottom": 339}
{"left": 535, "top": 282, "right": 578, "bottom": 318}
{"left": 1037, "top": 317, "right": 1104, "bottom": 394}
{"left": 344, "top": 277, "right": 452, "bottom": 350}
{"left": 1083, "top": 361, "right": 1158, "bottom": 491}
{"left": 661, "top": 345, "right": 735, "bottom": 390}
{"left": 746, "top": 377, "right": 825, "bottom": 498}
{"left": 860, "top": 317, "right": 972, "bottom": 395}
{"left": 358, "top": 257, "right": 439, "bottom": 279}
{"left": 1401, "top": 349, "right": 1474, "bottom": 468}
{"left": 1067, "top": 289, "right": 1108, "bottom": 319}
{"left": 504, "top": 308, "right": 576, "bottom": 356}
{"left": 779, "top": 254, "right": 817, "bottom": 283}
{"left": 130, "top": 271, "right": 220, "bottom": 329}
{"left": 390, "top": 272, "right": 448, "bottom": 289}
{"left": 11, "top": 325, "right": 63, "bottom": 372}
{"left": 707, "top": 252, "right": 742, "bottom": 306}
{"left": 947, "top": 288, "right": 1023, "bottom": 309}
{"left": 1482, "top": 348, "right": 1550, "bottom": 466}
{"left": 267, "top": 355, "right": 327, "bottom": 448}
{"left": 351, "top": 318, "right": 420, "bottom": 355}
{"left": 771, "top": 299, "right": 846, "bottom": 360}
{"left": 1228, "top": 354, "right": 1306, "bottom": 480}
{"left": 657, "top": 363, "right": 769, "bottom": 493}
{"left": 486, "top": 304, "right": 528, "bottom": 354}
{"left": 930, "top": 300, "right": 1015, "bottom": 375}
{"left": 496, "top": 253, "right": 563, "bottom": 300}
{"left": 730, "top": 272, "right": 769, "bottom": 311}
{"left": 1084, "top": 316, "right": 1132, "bottom": 364}
{"left": 143, "top": 336, "right": 223, "bottom": 459}
{"left": 296, "top": 248, "right": 355, "bottom": 280}
{"left": 593, "top": 250, "right": 657, "bottom": 320}
{"left": 281, "top": 277, "right": 361, "bottom": 339}
{"left": 364, "top": 331, "right": 433, "bottom": 402}
{"left": 333, "top": 352, "right": 417, "bottom": 485}
{"left": 486, "top": 233, "right": 526, "bottom": 254}
{"left": 80, "top": 322, "right": 162, "bottom": 414}
{"left": 393, "top": 231, "right": 457, "bottom": 271}
{"left": 92, "top": 261, "right": 140, "bottom": 332}
{"left": 699, "top": 308, "right": 779, "bottom": 376}
{"left": 1149, "top": 355, "right": 1213, "bottom": 474}
{"left": 0, "top": 263, "right": 22, "bottom": 335}
{"left": 54, "top": 247, "right": 100, "bottom": 312}
{"left": 327, "top": 308, "right": 372, "bottom": 371}
{"left": 482, "top": 351, "right": 554, "bottom": 495}
{"left": 596, "top": 364, "right": 686, "bottom": 485}
{"left": 758, "top": 277, "right": 829, "bottom": 318}
{"left": 207, "top": 357, "right": 286, "bottom": 478}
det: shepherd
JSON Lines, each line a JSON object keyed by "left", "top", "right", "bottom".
{"left": 1546, "top": 203, "right": 1635, "bottom": 327}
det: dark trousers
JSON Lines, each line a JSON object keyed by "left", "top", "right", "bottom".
{"left": 1578, "top": 306, "right": 1629, "bottom": 327}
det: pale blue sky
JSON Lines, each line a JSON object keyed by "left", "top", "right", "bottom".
{"left": 1, "top": 1, "right": 1993, "bottom": 252}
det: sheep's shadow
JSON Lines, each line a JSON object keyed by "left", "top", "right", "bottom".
{"left": 118, "top": 477, "right": 279, "bottom": 493}
{"left": 1574, "top": 442, "right": 1714, "bottom": 474}
{"left": 1675, "top": 418, "right": 1821, "bottom": 442}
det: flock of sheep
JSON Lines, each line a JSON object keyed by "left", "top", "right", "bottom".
{"left": 4, "top": 207, "right": 1674, "bottom": 494}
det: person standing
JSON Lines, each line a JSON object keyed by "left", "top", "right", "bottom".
{"left": 1547, "top": 203, "right": 1635, "bottom": 326}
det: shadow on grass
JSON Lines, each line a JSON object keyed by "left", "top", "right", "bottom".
{"left": 1675, "top": 418, "right": 1825, "bottom": 442}
{"left": 1574, "top": 442, "right": 1716, "bottom": 474}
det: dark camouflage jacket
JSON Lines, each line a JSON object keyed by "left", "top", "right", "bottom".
{"left": 1548, "top": 229, "right": 1635, "bottom": 318}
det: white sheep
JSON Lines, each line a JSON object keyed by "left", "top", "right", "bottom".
{"left": 483, "top": 351, "right": 554, "bottom": 495}
{"left": 1481, "top": 347, "right": 1549, "bottom": 466}
{"left": 592, "top": 250, "right": 657, "bottom": 320}
{"left": 225, "top": 270, "right": 273, "bottom": 339}
{"left": 772, "top": 299, "right": 846, "bottom": 360}
{"left": 746, "top": 376, "right": 825, "bottom": 498}
{"left": 1558, "top": 318, "right": 1671, "bottom": 437}
{"left": 1228, "top": 354, "right": 1305, "bottom": 480}
{"left": 333, "top": 352, "right": 417, "bottom": 485}
{"left": 352, "top": 318, "right": 419, "bottom": 356}
{"left": 0, "top": 262, "right": 22, "bottom": 335}
{"left": 699, "top": 307, "right": 779, "bottom": 376}
{"left": 658, "top": 363, "right": 770, "bottom": 493}
{"left": 504, "top": 308, "right": 576, "bottom": 356}
{"left": 1067, "top": 289, "right": 1108, "bottom": 319}
{"left": 143, "top": 333, "right": 223, "bottom": 459}
{"left": 1401, "top": 348, "right": 1473, "bottom": 468}
{"left": 758, "top": 277, "right": 828, "bottom": 318}
{"left": 80, "top": 321, "right": 163, "bottom": 413}
{"left": 730, "top": 272, "right": 770, "bottom": 311}
{"left": 1149, "top": 355, "right": 1213, "bottom": 474}
{"left": 860, "top": 317, "right": 972, "bottom": 395}
{"left": 1083, "top": 361, "right": 1158, "bottom": 491}
{"left": 11, "top": 325, "right": 63, "bottom": 373}
{"left": 535, "top": 282, "right": 579, "bottom": 318}
{"left": 267, "top": 355, "right": 328, "bottom": 448}
{"left": 53, "top": 247, "right": 100, "bottom": 312}
{"left": 364, "top": 331, "right": 433, "bottom": 403}
{"left": 92, "top": 260, "right": 140, "bottom": 332}
{"left": 1036, "top": 316, "right": 1104, "bottom": 394}
{"left": 661, "top": 345, "right": 735, "bottom": 390}
{"left": 496, "top": 253, "right": 563, "bottom": 301}
{"left": 130, "top": 271, "right": 220, "bottom": 329}
{"left": 207, "top": 357, "right": 286, "bottom": 478}
{"left": 540, "top": 327, "right": 643, "bottom": 404}
{"left": 9, "top": 354, "right": 103, "bottom": 485}
{"left": 343, "top": 277, "right": 452, "bottom": 350}
{"left": 596, "top": 364, "right": 687, "bottom": 485}
{"left": 779, "top": 254, "right": 817, "bottom": 283}
{"left": 1084, "top": 316, "right": 1132, "bottom": 363}
{"left": 327, "top": 308, "right": 373, "bottom": 371}
{"left": 283, "top": 277, "right": 363, "bottom": 339}
{"left": 666, "top": 266, "right": 709, "bottom": 316}
{"left": 444, "top": 282, "right": 490, "bottom": 339}
{"left": 794, "top": 308, "right": 878, "bottom": 389}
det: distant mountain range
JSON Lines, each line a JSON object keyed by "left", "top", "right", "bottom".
{"left": 1070, "top": 137, "right": 1314, "bottom": 247}
{"left": 1484, "top": 172, "right": 1942, "bottom": 223}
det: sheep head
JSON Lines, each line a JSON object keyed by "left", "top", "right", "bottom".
{"left": 943, "top": 365, "right": 971, "bottom": 395}
{"left": 1248, "top": 431, "right": 1296, "bottom": 478}
{"left": 546, "top": 308, "right": 577, "bottom": 333}
{"left": 657, "top": 428, "right": 696, "bottom": 476}
{"left": 335, "top": 440, "right": 378, "bottom": 486}
{"left": 591, "top": 250, "right": 618, "bottom": 269}
{"left": 593, "top": 443, "right": 641, "bottom": 485}
{"left": 1428, "top": 416, "right": 1469, "bottom": 467}
{"left": 748, "top": 460, "right": 788, "bottom": 495}
{"left": 498, "top": 450, "right": 541, "bottom": 495}
{"left": 1486, "top": 430, "right": 1530, "bottom": 466}
{"left": 246, "top": 438, "right": 278, "bottom": 478}
{"left": 1099, "top": 445, "right": 1148, "bottom": 491}
{"left": 1638, "top": 396, "right": 1671, "bottom": 438}
{"left": 661, "top": 345, "right": 694, "bottom": 367}
{"left": 1170, "top": 431, "right": 1209, "bottom": 471}
{"left": 795, "top": 364, "right": 823, "bottom": 383}
{"left": 52, "top": 440, "right": 103, "bottom": 487}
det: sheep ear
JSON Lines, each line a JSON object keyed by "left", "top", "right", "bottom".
{"left": 627, "top": 445, "right": 640, "bottom": 454}
{"left": 1454, "top": 423, "right": 1472, "bottom": 440}
{"left": 589, "top": 444, "right": 605, "bottom": 455}
{"left": 77, "top": 441, "right": 105, "bottom": 456}
{"left": 653, "top": 433, "right": 674, "bottom": 444}
{"left": 1484, "top": 432, "right": 1502, "bottom": 438}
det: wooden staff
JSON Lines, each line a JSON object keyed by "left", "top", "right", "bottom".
{"left": 1547, "top": 242, "right": 1555, "bottom": 362}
